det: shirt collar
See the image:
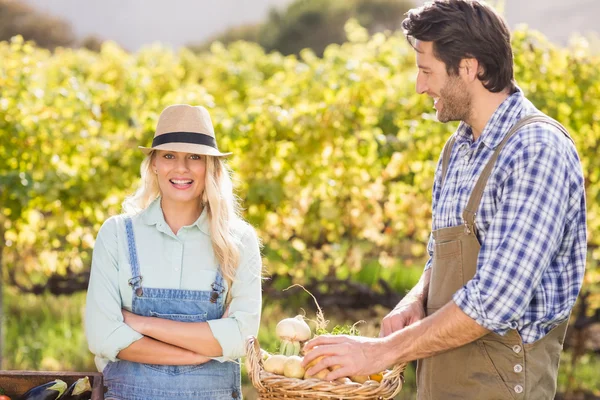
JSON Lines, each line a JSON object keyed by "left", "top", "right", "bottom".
{"left": 454, "top": 87, "right": 525, "bottom": 150}
{"left": 142, "top": 196, "right": 210, "bottom": 235}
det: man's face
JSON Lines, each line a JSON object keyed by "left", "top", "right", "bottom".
{"left": 415, "top": 40, "right": 472, "bottom": 123}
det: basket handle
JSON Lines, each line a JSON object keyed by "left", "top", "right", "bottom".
{"left": 383, "top": 362, "right": 407, "bottom": 398}
{"left": 245, "top": 336, "right": 266, "bottom": 391}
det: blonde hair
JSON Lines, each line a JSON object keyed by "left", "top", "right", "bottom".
{"left": 123, "top": 151, "right": 243, "bottom": 303}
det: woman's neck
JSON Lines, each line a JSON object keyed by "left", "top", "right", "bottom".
{"left": 160, "top": 198, "right": 203, "bottom": 235}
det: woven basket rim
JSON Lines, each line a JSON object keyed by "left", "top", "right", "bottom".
{"left": 245, "top": 335, "right": 406, "bottom": 400}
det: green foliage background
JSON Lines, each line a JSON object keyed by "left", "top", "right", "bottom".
{"left": 1, "top": 21, "right": 599, "bottom": 396}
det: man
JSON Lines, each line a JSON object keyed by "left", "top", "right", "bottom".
{"left": 302, "top": 1, "right": 587, "bottom": 399}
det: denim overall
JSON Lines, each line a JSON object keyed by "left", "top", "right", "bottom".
{"left": 103, "top": 217, "right": 242, "bottom": 400}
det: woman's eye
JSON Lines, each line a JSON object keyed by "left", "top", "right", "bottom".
{"left": 164, "top": 153, "right": 174, "bottom": 159}
{"left": 190, "top": 154, "right": 202, "bottom": 160}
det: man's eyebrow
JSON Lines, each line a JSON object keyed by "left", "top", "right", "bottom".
{"left": 417, "top": 65, "right": 431, "bottom": 71}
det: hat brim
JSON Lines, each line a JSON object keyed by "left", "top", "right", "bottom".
{"left": 139, "top": 143, "right": 232, "bottom": 157}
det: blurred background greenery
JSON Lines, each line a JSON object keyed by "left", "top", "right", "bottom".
{"left": 1, "top": 0, "right": 599, "bottom": 398}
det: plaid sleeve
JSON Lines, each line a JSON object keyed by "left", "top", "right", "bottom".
{"left": 453, "top": 140, "right": 570, "bottom": 335}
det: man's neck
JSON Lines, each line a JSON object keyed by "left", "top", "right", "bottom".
{"left": 466, "top": 89, "right": 511, "bottom": 140}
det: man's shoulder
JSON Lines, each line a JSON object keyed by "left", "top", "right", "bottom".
{"left": 508, "top": 112, "right": 573, "bottom": 150}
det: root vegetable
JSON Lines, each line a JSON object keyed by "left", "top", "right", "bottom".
{"left": 283, "top": 355, "right": 305, "bottom": 379}
{"left": 364, "top": 379, "right": 380, "bottom": 385}
{"left": 329, "top": 365, "right": 352, "bottom": 384}
{"left": 303, "top": 355, "right": 329, "bottom": 380}
{"left": 350, "top": 375, "right": 369, "bottom": 384}
{"left": 369, "top": 372, "right": 384, "bottom": 382}
{"left": 263, "top": 354, "right": 287, "bottom": 375}
{"left": 304, "top": 367, "right": 330, "bottom": 380}
{"left": 260, "top": 349, "right": 271, "bottom": 361}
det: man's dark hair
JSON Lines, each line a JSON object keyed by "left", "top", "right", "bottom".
{"left": 402, "top": 0, "right": 516, "bottom": 93}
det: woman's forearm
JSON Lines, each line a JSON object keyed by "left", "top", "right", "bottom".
{"left": 117, "top": 336, "right": 211, "bottom": 365}
{"left": 140, "top": 318, "right": 223, "bottom": 357}
{"left": 122, "top": 309, "right": 224, "bottom": 357}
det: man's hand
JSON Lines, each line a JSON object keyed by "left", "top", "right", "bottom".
{"left": 379, "top": 298, "right": 426, "bottom": 337}
{"left": 301, "top": 335, "right": 391, "bottom": 381}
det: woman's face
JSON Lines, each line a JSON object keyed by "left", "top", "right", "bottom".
{"left": 152, "top": 150, "right": 207, "bottom": 206}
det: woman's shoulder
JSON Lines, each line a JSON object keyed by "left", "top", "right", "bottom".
{"left": 231, "top": 218, "right": 261, "bottom": 250}
{"left": 98, "top": 212, "right": 144, "bottom": 237}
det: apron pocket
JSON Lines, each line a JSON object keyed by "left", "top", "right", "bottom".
{"left": 476, "top": 340, "right": 520, "bottom": 399}
{"left": 428, "top": 240, "right": 463, "bottom": 309}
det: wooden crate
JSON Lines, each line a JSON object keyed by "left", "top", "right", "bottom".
{"left": 0, "top": 370, "right": 104, "bottom": 399}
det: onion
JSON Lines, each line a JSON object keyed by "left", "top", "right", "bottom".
{"left": 276, "top": 315, "right": 312, "bottom": 356}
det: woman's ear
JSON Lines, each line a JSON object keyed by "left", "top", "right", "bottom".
{"left": 151, "top": 156, "right": 157, "bottom": 173}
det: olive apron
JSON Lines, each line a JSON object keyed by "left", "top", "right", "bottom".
{"left": 416, "top": 115, "right": 572, "bottom": 400}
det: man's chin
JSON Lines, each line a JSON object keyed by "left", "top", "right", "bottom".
{"left": 436, "top": 112, "right": 450, "bottom": 123}
{"left": 436, "top": 111, "right": 461, "bottom": 124}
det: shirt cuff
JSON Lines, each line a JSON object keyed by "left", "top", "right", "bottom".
{"left": 453, "top": 286, "right": 517, "bottom": 336}
{"left": 101, "top": 324, "right": 144, "bottom": 362}
{"left": 207, "top": 318, "right": 244, "bottom": 359}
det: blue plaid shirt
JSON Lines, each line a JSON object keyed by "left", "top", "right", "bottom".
{"left": 425, "top": 89, "right": 587, "bottom": 343}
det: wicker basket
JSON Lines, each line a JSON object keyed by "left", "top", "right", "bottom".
{"left": 246, "top": 336, "right": 406, "bottom": 399}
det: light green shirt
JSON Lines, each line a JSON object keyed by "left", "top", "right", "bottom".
{"left": 85, "top": 197, "right": 262, "bottom": 371}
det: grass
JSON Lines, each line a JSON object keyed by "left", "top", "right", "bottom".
{"left": 3, "top": 287, "right": 94, "bottom": 372}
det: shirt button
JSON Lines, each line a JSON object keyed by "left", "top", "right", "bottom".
{"left": 232, "top": 391, "right": 239, "bottom": 398}
{"left": 514, "top": 364, "right": 523, "bottom": 373}
{"left": 174, "top": 267, "right": 180, "bottom": 272}
{"left": 514, "top": 385, "right": 523, "bottom": 394}
{"left": 512, "top": 345, "right": 522, "bottom": 354}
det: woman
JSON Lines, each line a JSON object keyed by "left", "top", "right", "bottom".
{"left": 85, "top": 104, "right": 262, "bottom": 400}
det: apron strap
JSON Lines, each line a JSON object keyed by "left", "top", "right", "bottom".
{"left": 124, "top": 217, "right": 143, "bottom": 296}
{"left": 440, "top": 135, "right": 457, "bottom": 188}
{"left": 462, "top": 114, "right": 573, "bottom": 234}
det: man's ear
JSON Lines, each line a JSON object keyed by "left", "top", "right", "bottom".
{"left": 460, "top": 58, "right": 480, "bottom": 82}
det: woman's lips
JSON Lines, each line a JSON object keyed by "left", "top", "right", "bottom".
{"left": 170, "top": 179, "right": 193, "bottom": 189}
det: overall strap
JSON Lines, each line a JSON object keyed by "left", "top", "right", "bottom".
{"left": 440, "top": 135, "right": 457, "bottom": 188}
{"left": 124, "top": 217, "right": 143, "bottom": 296}
{"left": 210, "top": 268, "right": 226, "bottom": 304}
{"left": 462, "top": 114, "right": 572, "bottom": 234}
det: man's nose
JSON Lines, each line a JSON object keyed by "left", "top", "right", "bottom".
{"left": 416, "top": 76, "right": 428, "bottom": 95}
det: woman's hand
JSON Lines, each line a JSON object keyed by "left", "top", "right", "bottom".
{"left": 122, "top": 309, "right": 146, "bottom": 334}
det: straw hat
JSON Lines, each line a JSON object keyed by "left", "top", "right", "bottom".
{"left": 139, "top": 104, "right": 231, "bottom": 157}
